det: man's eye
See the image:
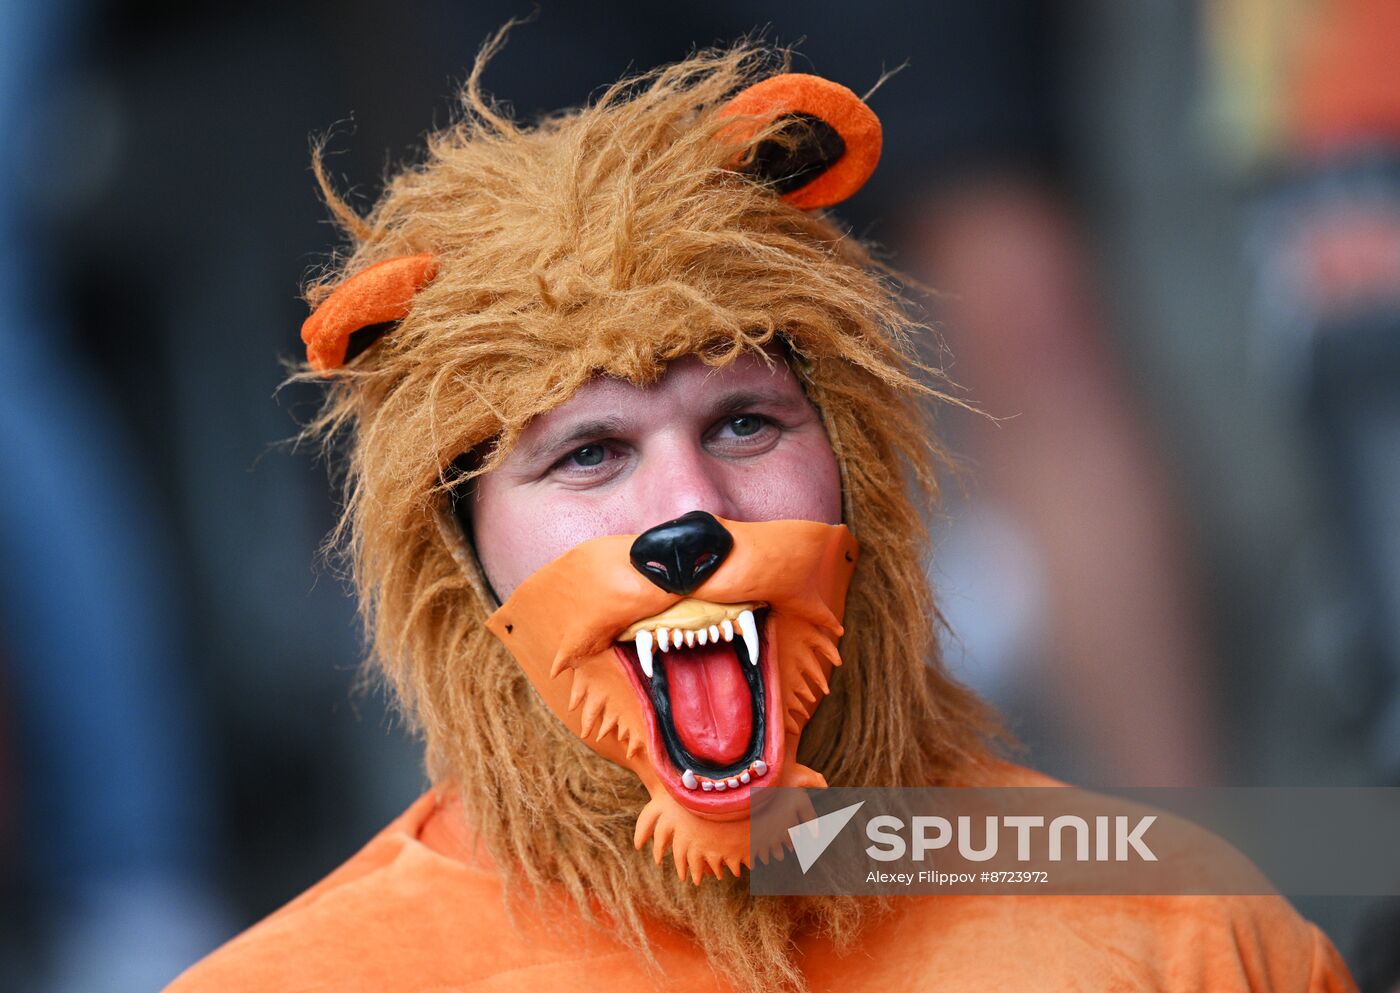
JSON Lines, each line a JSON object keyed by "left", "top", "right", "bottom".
{"left": 568, "top": 444, "right": 607, "bottom": 467}
{"left": 727, "top": 415, "right": 765, "bottom": 437}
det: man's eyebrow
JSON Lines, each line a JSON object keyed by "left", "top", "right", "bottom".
{"left": 515, "top": 416, "right": 628, "bottom": 465}
{"left": 705, "top": 387, "right": 807, "bottom": 418}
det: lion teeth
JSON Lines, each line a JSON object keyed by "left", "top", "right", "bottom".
{"left": 684, "top": 764, "right": 769, "bottom": 793}
{"left": 619, "top": 600, "right": 764, "bottom": 642}
{"left": 620, "top": 601, "right": 762, "bottom": 676}
{"left": 738, "top": 609, "right": 759, "bottom": 666}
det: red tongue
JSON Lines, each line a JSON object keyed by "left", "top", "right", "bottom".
{"left": 665, "top": 641, "right": 752, "bottom": 766}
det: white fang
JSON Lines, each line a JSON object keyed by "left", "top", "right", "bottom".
{"left": 738, "top": 609, "right": 760, "bottom": 666}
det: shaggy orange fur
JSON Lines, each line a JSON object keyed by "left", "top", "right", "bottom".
{"left": 299, "top": 29, "right": 1003, "bottom": 993}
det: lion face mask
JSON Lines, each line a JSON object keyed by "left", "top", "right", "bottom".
{"left": 485, "top": 514, "right": 857, "bottom": 880}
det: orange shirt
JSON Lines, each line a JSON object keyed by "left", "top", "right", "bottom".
{"left": 167, "top": 770, "right": 1357, "bottom": 992}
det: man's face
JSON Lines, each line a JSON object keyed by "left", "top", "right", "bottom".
{"left": 471, "top": 351, "right": 842, "bottom": 600}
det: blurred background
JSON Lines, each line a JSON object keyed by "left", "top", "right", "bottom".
{"left": 0, "top": 0, "right": 1397, "bottom": 989}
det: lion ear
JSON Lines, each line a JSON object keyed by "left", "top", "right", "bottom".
{"left": 301, "top": 253, "right": 439, "bottom": 372}
{"left": 716, "top": 73, "right": 882, "bottom": 211}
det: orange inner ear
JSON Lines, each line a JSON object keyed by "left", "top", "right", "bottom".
{"left": 301, "top": 253, "right": 438, "bottom": 372}
{"left": 716, "top": 73, "right": 882, "bottom": 211}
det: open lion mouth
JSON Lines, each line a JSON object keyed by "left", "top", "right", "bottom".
{"left": 617, "top": 599, "right": 773, "bottom": 795}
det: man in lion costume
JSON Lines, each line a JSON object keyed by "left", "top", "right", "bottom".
{"left": 168, "top": 32, "right": 1355, "bottom": 993}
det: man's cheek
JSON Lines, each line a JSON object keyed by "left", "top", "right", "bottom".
{"left": 519, "top": 498, "right": 637, "bottom": 576}
{"left": 731, "top": 444, "right": 842, "bottom": 525}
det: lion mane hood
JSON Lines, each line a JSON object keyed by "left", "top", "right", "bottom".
{"left": 297, "top": 29, "right": 1000, "bottom": 993}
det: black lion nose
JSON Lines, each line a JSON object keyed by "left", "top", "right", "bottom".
{"left": 629, "top": 511, "right": 733, "bottom": 595}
